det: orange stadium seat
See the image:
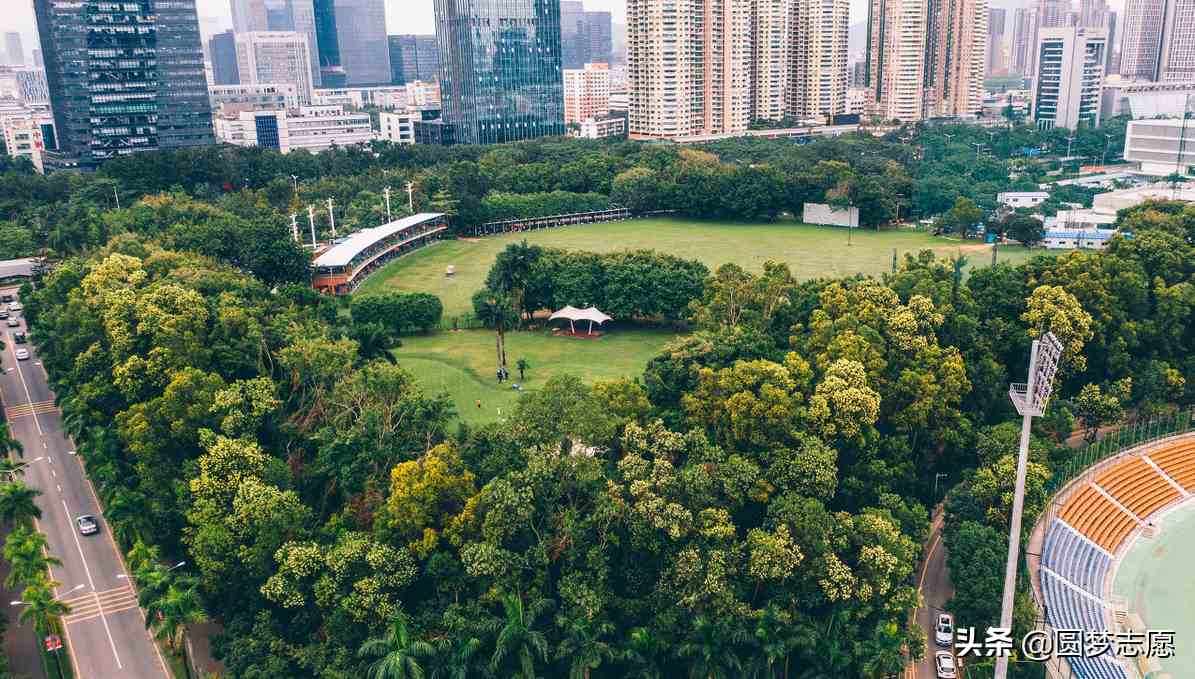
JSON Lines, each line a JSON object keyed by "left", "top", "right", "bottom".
{"left": 1059, "top": 483, "right": 1139, "bottom": 552}
{"left": 1095, "top": 457, "right": 1181, "bottom": 518}
{"left": 1148, "top": 441, "right": 1195, "bottom": 493}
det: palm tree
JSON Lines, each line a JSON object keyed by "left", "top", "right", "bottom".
{"left": 350, "top": 322, "right": 399, "bottom": 365}
{"left": 0, "top": 457, "right": 27, "bottom": 480}
{"left": 17, "top": 577, "right": 70, "bottom": 637}
{"left": 556, "top": 616, "right": 615, "bottom": 679}
{"left": 358, "top": 612, "right": 434, "bottom": 679}
{"left": 4, "top": 526, "right": 62, "bottom": 588}
{"left": 857, "top": 621, "right": 906, "bottom": 679}
{"left": 674, "top": 616, "right": 750, "bottom": 679}
{"left": 487, "top": 592, "right": 553, "bottom": 679}
{"left": 751, "top": 605, "right": 798, "bottom": 679}
{"left": 0, "top": 481, "right": 42, "bottom": 527}
{"left": 619, "top": 627, "right": 665, "bottom": 679}
{"left": 145, "top": 583, "right": 207, "bottom": 679}
{"left": 103, "top": 488, "right": 153, "bottom": 548}
{"left": 430, "top": 632, "right": 482, "bottom": 679}
{"left": 0, "top": 422, "right": 23, "bottom": 458}
{"left": 793, "top": 613, "right": 851, "bottom": 679}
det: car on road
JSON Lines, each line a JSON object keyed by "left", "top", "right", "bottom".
{"left": 935, "top": 613, "right": 954, "bottom": 647}
{"left": 14, "top": 348, "right": 29, "bottom": 360}
{"left": 76, "top": 515, "right": 99, "bottom": 536}
{"left": 13, "top": 331, "right": 26, "bottom": 344}
{"left": 6, "top": 318, "right": 17, "bottom": 328}
{"left": 0, "top": 294, "right": 11, "bottom": 303}
{"left": 935, "top": 651, "right": 957, "bottom": 679}
{"left": 8, "top": 302, "right": 21, "bottom": 312}
{"left": 0, "top": 310, "right": 9, "bottom": 320}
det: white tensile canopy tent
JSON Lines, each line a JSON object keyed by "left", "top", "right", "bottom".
{"left": 549, "top": 305, "right": 613, "bottom": 335}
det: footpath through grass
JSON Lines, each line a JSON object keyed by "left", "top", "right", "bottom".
{"left": 393, "top": 326, "right": 678, "bottom": 425}
{"left": 359, "top": 217, "right": 1040, "bottom": 318}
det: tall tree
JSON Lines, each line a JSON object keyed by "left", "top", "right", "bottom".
{"left": 358, "top": 612, "right": 434, "bottom": 679}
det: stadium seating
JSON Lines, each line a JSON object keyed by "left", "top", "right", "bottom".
{"left": 1059, "top": 483, "right": 1138, "bottom": 552}
{"left": 1095, "top": 457, "right": 1181, "bottom": 519}
{"left": 1038, "top": 436, "right": 1195, "bottom": 679}
{"left": 1042, "top": 519, "right": 1111, "bottom": 596}
{"left": 1146, "top": 440, "right": 1195, "bottom": 493}
{"left": 1039, "top": 569, "right": 1128, "bottom": 679}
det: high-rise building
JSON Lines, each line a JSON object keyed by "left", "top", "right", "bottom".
{"left": 1119, "top": 0, "right": 1195, "bottom": 82}
{"left": 152, "top": 0, "right": 213, "bottom": 150}
{"left": 4, "top": 33, "right": 23, "bottom": 66}
{"left": 1159, "top": 0, "right": 1195, "bottom": 81}
{"left": 866, "top": 0, "right": 987, "bottom": 122}
{"left": 314, "top": 0, "right": 390, "bottom": 86}
{"left": 236, "top": 32, "right": 316, "bottom": 105}
{"left": 230, "top": 0, "right": 321, "bottom": 87}
{"left": 1106, "top": 12, "right": 1118, "bottom": 74}
{"left": 388, "top": 35, "right": 439, "bottom": 85}
{"left": 564, "top": 62, "right": 611, "bottom": 125}
{"left": 561, "top": 2, "right": 614, "bottom": 69}
{"left": 1032, "top": 26, "right": 1107, "bottom": 129}
{"left": 33, "top": 0, "right": 214, "bottom": 168}
{"left": 210, "top": 30, "right": 241, "bottom": 86}
{"left": 1012, "top": 8, "right": 1039, "bottom": 76}
{"left": 1038, "top": 0, "right": 1073, "bottom": 29}
{"left": 433, "top": 0, "right": 565, "bottom": 144}
{"left": 990, "top": 8, "right": 1007, "bottom": 75}
{"left": 793, "top": 0, "right": 852, "bottom": 120}
{"left": 15, "top": 69, "right": 49, "bottom": 105}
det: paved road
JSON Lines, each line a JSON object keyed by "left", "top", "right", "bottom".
{"left": 910, "top": 507, "right": 957, "bottom": 679}
{"left": 1, "top": 287, "right": 168, "bottom": 679}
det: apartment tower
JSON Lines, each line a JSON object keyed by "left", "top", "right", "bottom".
{"left": 230, "top": 0, "right": 321, "bottom": 86}
{"left": 235, "top": 32, "right": 316, "bottom": 105}
{"left": 1032, "top": 26, "right": 1107, "bottom": 129}
{"left": 564, "top": 63, "right": 612, "bottom": 125}
{"left": 792, "top": 0, "right": 851, "bottom": 120}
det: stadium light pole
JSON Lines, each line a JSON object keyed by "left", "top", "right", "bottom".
{"left": 994, "top": 332, "right": 1063, "bottom": 679}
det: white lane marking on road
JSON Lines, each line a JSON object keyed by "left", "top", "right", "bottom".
{"left": 62, "top": 497, "right": 123, "bottom": 669}
{"left": 51, "top": 469, "right": 56, "bottom": 477}
{"left": 57, "top": 485, "right": 61, "bottom": 492}
{"left": 8, "top": 341, "right": 42, "bottom": 435}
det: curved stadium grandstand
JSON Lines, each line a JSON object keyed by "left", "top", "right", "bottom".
{"left": 1031, "top": 427, "right": 1195, "bottom": 678}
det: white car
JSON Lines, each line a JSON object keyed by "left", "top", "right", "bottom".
{"left": 935, "top": 651, "right": 957, "bottom": 679}
{"left": 934, "top": 613, "right": 954, "bottom": 647}
{"left": 8, "top": 302, "right": 21, "bottom": 312}
{"left": 14, "top": 348, "right": 29, "bottom": 360}
{"left": 76, "top": 515, "right": 99, "bottom": 536}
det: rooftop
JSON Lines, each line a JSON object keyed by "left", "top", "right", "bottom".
{"left": 313, "top": 213, "right": 445, "bottom": 269}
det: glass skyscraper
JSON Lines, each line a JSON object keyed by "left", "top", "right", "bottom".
{"left": 34, "top": 0, "right": 214, "bottom": 168}
{"left": 389, "top": 35, "right": 439, "bottom": 85}
{"left": 433, "top": 0, "right": 565, "bottom": 145}
{"left": 313, "top": 0, "right": 390, "bottom": 86}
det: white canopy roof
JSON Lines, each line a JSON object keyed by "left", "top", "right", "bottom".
{"left": 312, "top": 212, "right": 444, "bottom": 268}
{"left": 549, "top": 306, "right": 612, "bottom": 324}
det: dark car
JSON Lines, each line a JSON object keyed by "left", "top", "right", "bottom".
{"left": 13, "top": 331, "right": 26, "bottom": 344}
{"left": 0, "top": 294, "right": 12, "bottom": 303}
{"left": 0, "top": 310, "right": 9, "bottom": 320}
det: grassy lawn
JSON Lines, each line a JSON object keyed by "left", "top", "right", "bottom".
{"left": 358, "top": 217, "right": 1047, "bottom": 318}
{"left": 393, "top": 326, "right": 678, "bottom": 425}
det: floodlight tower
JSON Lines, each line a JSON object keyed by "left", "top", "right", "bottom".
{"left": 994, "top": 331, "right": 1063, "bottom": 679}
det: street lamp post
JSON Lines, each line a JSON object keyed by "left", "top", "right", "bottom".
{"left": 307, "top": 205, "right": 317, "bottom": 248}
{"left": 993, "top": 332, "right": 1063, "bottom": 679}
{"left": 383, "top": 187, "right": 392, "bottom": 223}
{"left": 933, "top": 473, "right": 948, "bottom": 498}
{"left": 326, "top": 198, "right": 337, "bottom": 239}
{"left": 406, "top": 181, "right": 415, "bottom": 213}
{"left": 1102, "top": 134, "right": 1112, "bottom": 166}
{"left": 0, "top": 456, "right": 46, "bottom": 479}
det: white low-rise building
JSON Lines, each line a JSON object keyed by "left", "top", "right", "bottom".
{"left": 378, "top": 111, "right": 419, "bottom": 144}
{"left": 215, "top": 105, "right": 373, "bottom": 154}
{"left": 998, "top": 191, "right": 1050, "bottom": 208}
{"left": 572, "top": 116, "right": 626, "bottom": 139}
{"left": 208, "top": 84, "right": 300, "bottom": 112}
{"left": 1124, "top": 119, "right": 1195, "bottom": 177}
{"left": 1, "top": 113, "right": 51, "bottom": 172}
{"left": 1041, "top": 227, "right": 1119, "bottom": 249}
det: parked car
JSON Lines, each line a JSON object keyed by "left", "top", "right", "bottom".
{"left": 8, "top": 302, "right": 21, "bottom": 312}
{"left": 6, "top": 318, "right": 17, "bottom": 328}
{"left": 935, "top": 651, "right": 957, "bottom": 679}
{"left": 76, "top": 515, "right": 99, "bottom": 536}
{"left": 14, "top": 348, "right": 29, "bottom": 360}
{"left": 0, "top": 310, "right": 9, "bottom": 320}
{"left": 935, "top": 613, "right": 954, "bottom": 647}
{"left": 0, "top": 294, "right": 12, "bottom": 303}
{"left": 13, "top": 331, "right": 26, "bottom": 344}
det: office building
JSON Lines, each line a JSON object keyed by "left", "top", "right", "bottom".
{"left": 1117, "top": 0, "right": 1195, "bottom": 81}
{"left": 561, "top": 2, "right": 614, "bottom": 69}
{"left": 1032, "top": 26, "right": 1107, "bottom": 129}
{"left": 208, "top": 83, "right": 301, "bottom": 112}
{"left": 4, "top": 33, "right": 23, "bottom": 66}
{"left": 314, "top": 0, "right": 390, "bottom": 86}
{"left": 1038, "top": 0, "right": 1073, "bottom": 29}
{"left": 990, "top": 8, "right": 1007, "bottom": 75}
{"left": 379, "top": 111, "right": 418, "bottom": 144}
{"left": 1101, "top": 79, "right": 1195, "bottom": 118}
{"left": 388, "top": 35, "right": 439, "bottom": 85}
{"left": 230, "top": 0, "right": 321, "bottom": 86}
{"left": 210, "top": 31, "right": 240, "bottom": 85}
{"left": 1, "top": 114, "right": 52, "bottom": 173}
{"left": 214, "top": 105, "right": 372, "bottom": 153}
{"left": 433, "top": 0, "right": 565, "bottom": 144}
{"left": 236, "top": 32, "right": 315, "bottom": 105}
{"left": 1013, "top": 8, "right": 1039, "bottom": 76}
{"left": 564, "top": 63, "right": 611, "bottom": 126}
{"left": 31, "top": 49, "right": 43, "bottom": 70}
{"left": 33, "top": 0, "right": 215, "bottom": 169}
{"left": 1124, "top": 119, "right": 1195, "bottom": 174}
{"left": 15, "top": 70, "right": 49, "bottom": 106}
{"left": 866, "top": 0, "right": 987, "bottom": 121}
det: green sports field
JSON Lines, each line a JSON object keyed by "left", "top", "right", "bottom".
{"left": 393, "top": 327, "right": 678, "bottom": 425}
{"left": 358, "top": 217, "right": 1043, "bottom": 318}
{"left": 1112, "top": 500, "right": 1195, "bottom": 676}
